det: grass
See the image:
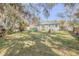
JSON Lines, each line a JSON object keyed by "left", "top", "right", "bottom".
{"left": 0, "top": 31, "right": 79, "bottom": 56}
{"left": 0, "top": 38, "right": 8, "bottom": 47}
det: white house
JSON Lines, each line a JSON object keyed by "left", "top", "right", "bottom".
{"left": 36, "top": 21, "right": 60, "bottom": 32}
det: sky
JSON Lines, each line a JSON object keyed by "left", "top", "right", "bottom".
{"left": 24, "top": 3, "right": 67, "bottom": 21}
{"left": 40, "top": 4, "right": 65, "bottom": 21}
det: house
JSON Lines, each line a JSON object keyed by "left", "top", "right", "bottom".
{"left": 36, "top": 21, "right": 60, "bottom": 32}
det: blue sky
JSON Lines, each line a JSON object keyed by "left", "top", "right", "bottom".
{"left": 25, "top": 3, "right": 66, "bottom": 21}
{"left": 40, "top": 4, "right": 65, "bottom": 21}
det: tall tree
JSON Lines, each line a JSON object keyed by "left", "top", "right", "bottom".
{"left": 0, "top": 3, "right": 56, "bottom": 33}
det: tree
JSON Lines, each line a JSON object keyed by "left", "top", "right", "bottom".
{"left": 58, "top": 20, "right": 65, "bottom": 30}
{"left": 4, "top": 4, "right": 24, "bottom": 33}
{"left": 0, "top": 3, "right": 56, "bottom": 33}
{"left": 63, "top": 4, "right": 79, "bottom": 34}
{"left": 23, "top": 3, "right": 55, "bottom": 19}
{"left": 0, "top": 4, "right": 26, "bottom": 33}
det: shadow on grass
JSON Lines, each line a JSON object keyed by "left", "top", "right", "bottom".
{"left": 3, "top": 33, "right": 59, "bottom": 56}
{"left": 40, "top": 32, "right": 79, "bottom": 55}
{"left": 1, "top": 31, "right": 79, "bottom": 56}
{"left": 46, "top": 32, "right": 79, "bottom": 53}
{"left": 4, "top": 42, "right": 58, "bottom": 56}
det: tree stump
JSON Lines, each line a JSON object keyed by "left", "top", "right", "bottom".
{"left": 48, "top": 29, "right": 51, "bottom": 33}
{"left": 73, "top": 27, "right": 79, "bottom": 35}
{"left": 0, "top": 26, "right": 6, "bottom": 37}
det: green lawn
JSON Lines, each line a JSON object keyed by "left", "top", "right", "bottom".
{"left": 0, "top": 31, "right": 79, "bottom": 56}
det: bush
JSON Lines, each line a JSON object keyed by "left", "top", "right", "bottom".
{"left": 29, "top": 28, "right": 38, "bottom": 32}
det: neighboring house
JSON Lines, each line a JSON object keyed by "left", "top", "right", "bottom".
{"left": 63, "top": 22, "right": 73, "bottom": 31}
{"left": 36, "top": 21, "right": 60, "bottom": 32}
{"left": 64, "top": 26, "right": 73, "bottom": 31}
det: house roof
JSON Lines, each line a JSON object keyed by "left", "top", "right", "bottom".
{"left": 38, "top": 21, "right": 60, "bottom": 25}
